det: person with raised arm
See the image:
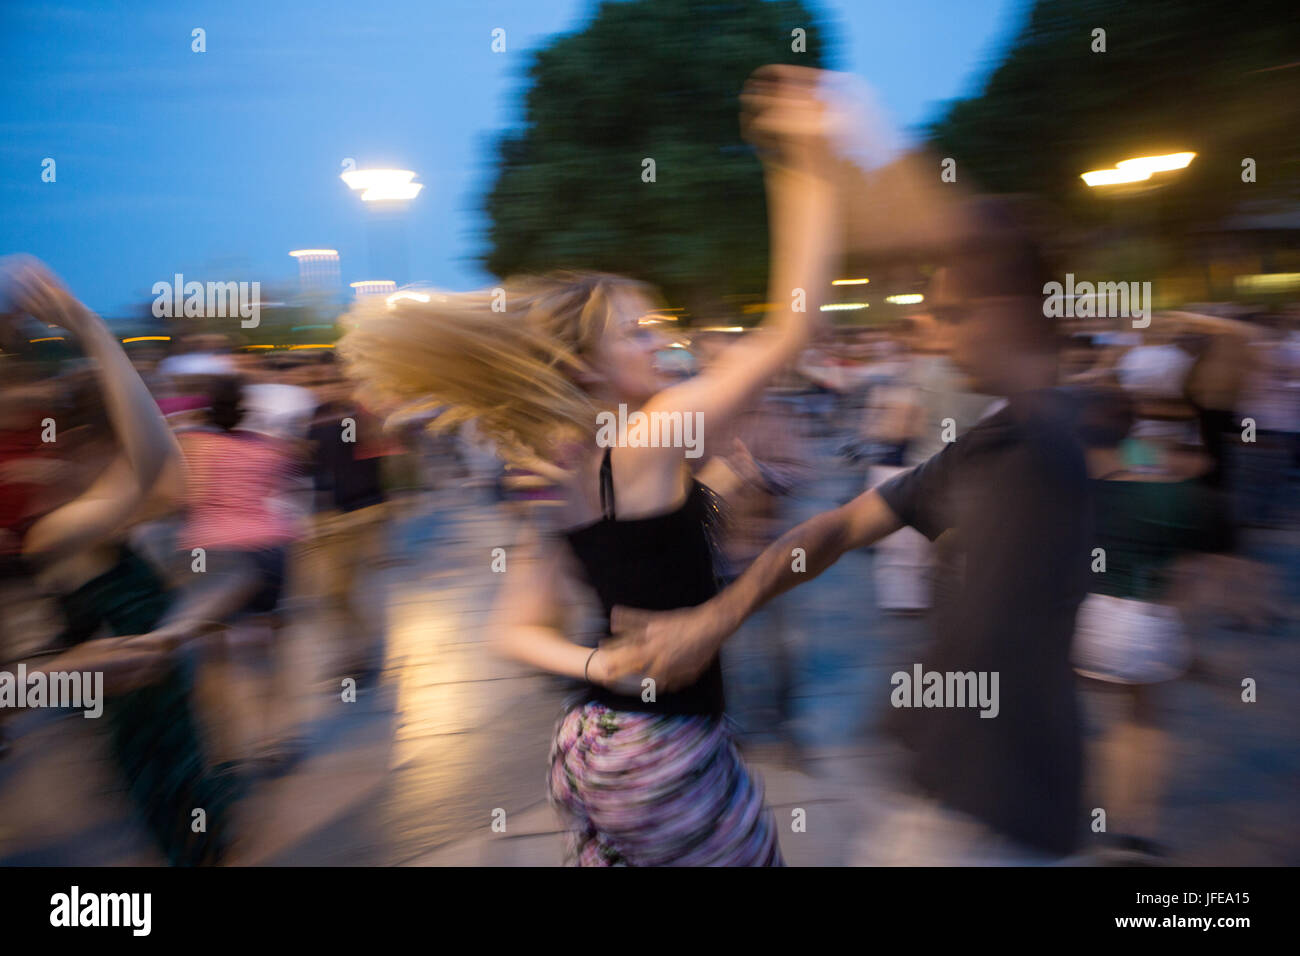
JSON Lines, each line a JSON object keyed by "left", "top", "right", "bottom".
{"left": 341, "top": 65, "right": 843, "bottom": 865}
{"left": 2, "top": 258, "right": 242, "bottom": 864}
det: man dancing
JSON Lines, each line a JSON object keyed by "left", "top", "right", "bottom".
{"left": 601, "top": 211, "right": 1094, "bottom": 864}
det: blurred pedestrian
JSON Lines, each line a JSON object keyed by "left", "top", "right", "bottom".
{"left": 177, "top": 375, "right": 305, "bottom": 773}
{"left": 1, "top": 258, "right": 239, "bottom": 864}
{"left": 701, "top": 388, "right": 815, "bottom": 762}
{"left": 1072, "top": 387, "right": 1235, "bottom": 861}
{"left": 303, "top": 383, "right": 391, "bottom": 687}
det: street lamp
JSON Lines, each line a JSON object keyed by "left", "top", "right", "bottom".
{"left": 340, "top": 169, "right": 423, "bottom": 202}
{"left": 1081, "top": 151, "right": 1196, "bottom": 187}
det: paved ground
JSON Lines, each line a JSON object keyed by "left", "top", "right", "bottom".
{"left": 2, "top": 441, "right": 1297, "bottom": 866}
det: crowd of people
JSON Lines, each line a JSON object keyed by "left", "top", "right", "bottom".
{"left": 0, "top": 253, "right": 468, "bottom": 853}
{"left": 1, "top": 65, "right": 1295, "bottom": 867}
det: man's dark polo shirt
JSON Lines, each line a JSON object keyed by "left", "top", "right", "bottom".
{"left": 877, "top": 388, "right": 1092, "bottom": 856}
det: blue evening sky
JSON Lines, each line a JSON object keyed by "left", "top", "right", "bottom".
{"left": 0, "top": 0, "right": 1023, "bottom": 316}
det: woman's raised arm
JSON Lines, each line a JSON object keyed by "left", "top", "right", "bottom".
{"left": 642, "top": 65, "right": 841, "bottom": 436}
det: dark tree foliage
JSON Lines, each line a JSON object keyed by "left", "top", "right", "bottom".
{"left": 926, "top": 0, "right": 1300, "bottom": 232}
{"left": 482, "top": 0, "right": 830, "bottom": 312}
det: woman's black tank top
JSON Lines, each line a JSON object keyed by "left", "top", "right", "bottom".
{"left": 561, "top": 448, "right": 725, "bottom": 716}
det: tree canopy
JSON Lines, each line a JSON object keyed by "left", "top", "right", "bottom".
{"left": 482, "top": 0, "right": 829, "bottom": 314}
{"left": 926, "top": 0, "right": 1300, "bottom": 229}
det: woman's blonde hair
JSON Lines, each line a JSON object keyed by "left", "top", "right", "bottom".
{"left": 338, "top": 271, "right": 649, "bottom": 463}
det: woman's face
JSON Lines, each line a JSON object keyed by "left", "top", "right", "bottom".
{"left": 589, "top": 287, "right": 670, "bottom": 405}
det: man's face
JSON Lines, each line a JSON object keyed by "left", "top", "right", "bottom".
{"left": 939, "top": 298, "right": 1029, "bottom": 396}
{"left": 909, "top": 312, "right": 950, "bottom": 354}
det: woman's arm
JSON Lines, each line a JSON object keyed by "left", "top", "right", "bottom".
{"left": 7, "top": 259, "right": 185, "bottom": 561}
{"left": 18, "top": 636, "right": 174, "bottom": 696}
{"left": 640, "top": 65, "right": 840, "bottom": 436}
{"left": 488, "top": 519, "right": 629, "bottom": 689}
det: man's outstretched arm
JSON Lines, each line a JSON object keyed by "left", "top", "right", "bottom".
{"left": 603, "top": 487, "right": 903, "bottom": 691}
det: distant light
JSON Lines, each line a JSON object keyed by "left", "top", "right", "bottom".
{"left": 387, "top": 290, "right": 431, "bottom": 307}
{"left": 741, "top": 302, "right": 779, "bottom": 314}
{"left": 1082, "top": 151, "right": 1195, "bottom": 187}
{"left": 351, "top": 280, "right": 398, "bottom": 298}
{"left": 28, "top": 336, "right": 66, "bottom": 343}
{"left": 360, "top": 183, "right": 422, "bottom": 201}
{"left": 289, "top": 249, "right": 339, "bottom": 258}
{"left": 340, "top": 169, "right": 415, "bottom": 190}
{"left": 832, "top": 278, "right": 869, "bottom": 286}
{"left": 243, "top": 344, "right": 275, "bottom": 350}
{"left": 122, "top": 336, "right": 172, "bottom": 343}
{"left": 1081, "top": 167, "right": 1152, "bottom": 187}
{"left": 288, "top": 344, "right": 336, "bottom": 350}
{"left": 820, "top": 303, "right": 869, "bottom": 311}
{"left": 885, "top": 294, "right": 924, "bottom": 305}
{"left": 340, "top": 169, "right": 423, "bottom": 202}
{"left": 1234, "top": 272, "right": 1300, "bottom": 294}
{"left": 696, "top": 326, "right": 745, "bottom": 333}
{"left": 1116, "top": 152, "right": 1197, "bottom": 174}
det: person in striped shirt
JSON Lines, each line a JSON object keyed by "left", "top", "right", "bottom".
{"left": 177, "top": 375, "right": 305, "bottom": 774}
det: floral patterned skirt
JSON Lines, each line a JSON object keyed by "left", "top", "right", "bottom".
{"left": 548, "top": 702, "right": 782, "bottom": 866}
